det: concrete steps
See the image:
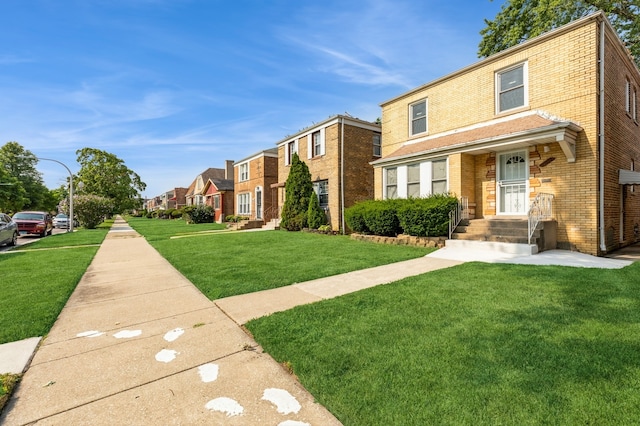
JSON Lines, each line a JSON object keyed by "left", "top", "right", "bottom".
{"left": 444, "top": 239, "right": 538, "bottom": 256}
{"left": 451, "top": 218, "right": 536, "bottom": 245}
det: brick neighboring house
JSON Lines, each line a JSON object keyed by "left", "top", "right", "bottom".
{"left": 185, "top": 162, "right": 234, "bottom": 206}
{"left": 160, "top": 188, "right": 187, "bottom": 210}
{"left": 233, "top": 148, "right": 279, "bottom": 223}
{"left": 275, "top": 114, "right": 382, "bottom": 231}
{"left": 202, "top": 177, "right": 234, "bottom": 223}
{"left": 372, "top": 12, "right": 640, "bottom": 256}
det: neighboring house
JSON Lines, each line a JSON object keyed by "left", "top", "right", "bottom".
{"left": 372, "top": 12, "right": 640, "bottom": 256}
{"left": 160, "top": 188, "right": 187, "bottom": 210}
{"left": 146, "top": 196, "right": 162, "bottom": 212}
{"left": 202, "top": 176, "right": 234, "bottom": 223}
{"left": 233, "top": 148, "right": 279, "bottom": 222}
{"left": 275, "top": 114, "right": 382, "bottom": 231}
{"left": 185, "top": 162, "right": 234, "bottom": 206}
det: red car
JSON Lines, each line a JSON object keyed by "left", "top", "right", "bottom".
{"left": 12, "top": 211, "right": 53, "bottom": 237}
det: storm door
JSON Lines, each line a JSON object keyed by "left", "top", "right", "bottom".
{"left": 498, "top": 150, "right": 528, "bottom": 214}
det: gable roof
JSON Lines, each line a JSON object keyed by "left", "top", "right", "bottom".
{"left": 203, "top": 178, "right": 234, "bottom": 193}
{"left": 372, "top": 111, "right": 583, "bottom": 166}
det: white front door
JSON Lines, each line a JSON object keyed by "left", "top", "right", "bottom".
{"left": 498, "top": 150, "right": 528, "bottom": 214}
{"left": 255, "top": 187, "right": 262, "bottom": 220}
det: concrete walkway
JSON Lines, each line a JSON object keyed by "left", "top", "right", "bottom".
{"left": 1, "top": 218, "right": 636, "bottom": 425}
{"left": 0, "top": 219, "right": 343, "bottom": 425}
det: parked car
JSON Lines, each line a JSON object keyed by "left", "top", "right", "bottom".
{"left": 12, "top": 211, "right": 53, "bottom": 237}
{"left": 53, "top": 213, "right": 69, "bottom": 229}
{"left": 0, "top": 213, "right": 19, "bottom": 246}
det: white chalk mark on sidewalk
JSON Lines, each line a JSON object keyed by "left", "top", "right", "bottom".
{"left": 278, "top": 420, "right": 311, "bottom": 426}
{"left": 262, "top": 388, "right": 302, "bottom": 414}
{"left": 205, "top": 397, "right": 244, "bottom": 417}
{"left": 163, "top": 327, "right": 185, "bottom": 342}
{"left": 198, "top": 363, "right": 219, "bottom": 383}
{"left": 155, "top": 349, "right": 178, "bottom": 363}
{"left": 76, "top": 330, "right": 104, "bottom": 338}
{"left": 113, "top": 330, "right": 142, "bottom": 339}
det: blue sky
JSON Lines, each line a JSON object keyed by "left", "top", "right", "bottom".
{"left": 1, "top": 0, "right": 503, "bottom": 198}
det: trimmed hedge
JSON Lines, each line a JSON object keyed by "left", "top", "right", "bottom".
{"left": 345, "top": 195, "right": 458, "bottom": 237}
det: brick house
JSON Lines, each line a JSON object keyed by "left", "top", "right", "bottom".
{"left": 202, "top": 176, "right": 234, "bottom": 223}
{"left": 160, "top": 187, "right": 187, "bottom": 210}
{"left": 185, "top": 162, "right": 234, "bottom": 206}
{"left": 233, "top": 148, "right": 279, "bottom": 223}
{"left": 372, "top": 12, "right": 640, "bottom": 256}
{"left": 275, "top": 114, "right": 382, "bottom": 231}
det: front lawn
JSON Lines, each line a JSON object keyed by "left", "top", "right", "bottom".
{"left": 247, "top": 261, "right": 640, "bottom": 425}
{"left": 126, "top": 216, "right": 226, "bottom": 241}
{"left": 147, "top": 229, "right": 431, "bottom": 299}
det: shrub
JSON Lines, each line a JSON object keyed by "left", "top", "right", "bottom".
{"left": 307, "top": 194, "right": 327, "bottom": 229}
{"left": 171, "top": 209, "right": 183, "bottom": 219}
{"left": 73, "top": 194, "right": 113, "bottom": 229}
{"left": 281, "top": 153, "right": 313, "bottom": 231}
{"left": 183, "top": 205, "right": 213, "bottom": 224}
{"left": 345, "top": 200, "right": 374, "bottom": 234}
{"left": 363, "top": 199, "right": 401, "bottom": 237}
{"left": 397, "top": 194, "right": 458, "bottom": 237}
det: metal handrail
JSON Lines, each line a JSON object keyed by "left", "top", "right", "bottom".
{"left": 527, "top": 193, "right": 554, "bottom": 244}
{"left": 449, "top": 196, "right": 469, "bottom": 239}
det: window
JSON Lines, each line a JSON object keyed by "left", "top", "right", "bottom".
{"left": 497, "top": 63, "right": 527, "bottom": 113}
{"left": 407, "top": 164, "right": 420, "bottom": 197}
{"left": 373, "top": 133, "right": 381, "bottom": 157}
{"left": 410, "top": 99, "right": 427, "bottom": 136}
{"left": 626, "top": 79, "right": 632, "bottom": 114}
{"left": 213, "top": 194, "right": 220, "bottom": 210}
{"left": 431, "top": 159, "right": 447, "bottom": 194}
{"left": 239, "top": 163, "right": 249, "bottom": 181}
{"left": 286, "top": 140, "right": 298, "bottom": 165}
{"left": 313, "top": 131, "right": 322, "bottom": 157}
{"left": 385, "top": 168, "right": 398, "bottom": 199}
{"left": 313, "top": 180, "right": 329, "bottom": 208}
{"left": 238, "top": 193, "right": 250, "bottom": 215}
{"left": 634, "top": 87, "right": 638, "bottom": 121}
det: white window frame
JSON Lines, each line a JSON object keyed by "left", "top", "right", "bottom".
{"left": 496, "top": 62, "right": 528, "bottom": 114}
{"left": 237, "top": 193, "right": 251, "bottom": 215}
{"left": 407, "top": 163, "right": 421, "bottom": 198}
{"left": 431, "top": 159, "right": 448, "bottom": 195}
{"left": 239, "top": 163, "right": 249, "bottom": 182}
{"left": 409, "top": 99, "right": 428, "bottom": 136}
{"left": 384, "top": 167, "right": 398, "bottom": 199}
{"left": 313, "top": 180, "right": 329, "bottom": 208}
{"left": 373, "top": 133, "right": 381, "bottom": 157}
{"left": 633, "top": 87, "right": 638, "bottom": 121}
{"left": 213, "top": 194, "right": 220, "bottom": 210}
{"left": 626, "top": 79, "right": 632, "bottom": 114}
{"left": 285, "top": 140, "right": 298, "bottom": 165}
{"left": 307, "top": 129, "right": 325, "bottom": 159}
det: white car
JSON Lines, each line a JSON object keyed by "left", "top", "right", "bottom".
{"left": 53, "top": 213, "right": 70, "bottom": 229}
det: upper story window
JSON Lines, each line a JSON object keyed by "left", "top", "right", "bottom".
{"left": 285, "top": 140, "right": 298, "bottom": 165}
{"left": 313, "top": 131, "right": 322, "bottom": 157}
{"left": 496, "top": 62, "right": 527, "bottom": 113}
{"left": 628, "top": 79, "right": 638, "bottom": 121}
{"left": 239, "top": 163, "right": 249, "bottom": 181}
{"left": 385, "top": 167, "right": 398, "bottom": 199}
{"left": 409, "top": 99, "right": 427, "bottom": 136}
{"left": 407, "top": 164, "right": 420, "bottom": 198}
{"left": 373, "top": 133, "right": 381, "bottom": 157}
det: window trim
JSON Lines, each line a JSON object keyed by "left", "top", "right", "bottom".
{"left": 496, "top": 62, "right": 528, "bottom": 114}
{"left": 407, "top": 163, "right": 421, "bottom": 198}
{"left": 213, "top": 194, "right": 220, "bottom": 210}
{"left": 313, "top": 180, "right": 329, "bottom": 208}
{"left": 431, "top": 158, "right": 448, "bottom": 195}
{"left": 237, "top": 193, "right": 251, "bottom": 215}
{"left": 384, "top": 167, "right": 398, "bottom": 199}
{"left": 239, "top": 163, "right": 249, "bottom": 182}
{"left": 409, "top": 98, "right": 428, "bottom": 137}
{"left": 285, "top": 140, "right": 298, "bottom": 165}
{"left": 373, "top": 133, "right": 381, "bottom": 157}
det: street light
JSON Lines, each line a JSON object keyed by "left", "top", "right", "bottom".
{"left": 36, "top": 157, "right": 76, "bottom": 233}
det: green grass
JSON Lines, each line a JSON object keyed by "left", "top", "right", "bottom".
{"left": 147, "top": 230, "right": 431, "bottom": 299}
{"left": 126, "top": 216, "right": 226, "bottom": 241}
{"left": 247, "top": 262, "right": 640, "bottom": 425}
{"left": 0, "top": 247, "right": 101, "bottom": 344}
{"left": 15, "top": 228, "right": 109, "bottom": 250}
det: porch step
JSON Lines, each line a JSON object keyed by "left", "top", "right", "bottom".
{"left": 261, "top": 218, "right": 280, "bottom": 230}
{"left": 452, "top": 218, "right": 536, "bottom": 245}
{"left": 445, "top": 239, "right": 538, "bottom": 256}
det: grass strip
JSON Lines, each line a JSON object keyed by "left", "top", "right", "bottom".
{"left": 126, "top": 216, "right": 226, "bottom": 241}
{"left": 148, "top": 230, "right": 431, "bottom": 299}
{"left": 247, "top": 261, "right": 640, "bottom": 425}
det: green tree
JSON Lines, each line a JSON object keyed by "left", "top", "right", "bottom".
{"left": 76, "top": 148, "right": 146, "bottom": 214}
{"left": 0, "top": 142, "right": 50, "bottom": 212}
{"left": 280, "top": 153, "right": 313, "bottom": 231}
{"left": 478, "top": 0, "right": 640, "bottom": 65}
{"left": 307, "top": 190, "right": 327, "bottom": 229}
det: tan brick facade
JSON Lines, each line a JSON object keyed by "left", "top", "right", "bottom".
{"left": 374, "top": 13, "right": 640, "bottom": 256}
{"left": 276, "top": 115, "right": 381, "bottom": 231}
{"left": 234, "top": 149, "right": 279, "bottom": 221}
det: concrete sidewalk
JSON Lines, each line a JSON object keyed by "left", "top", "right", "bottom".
{"left": 0, "top": 219, "right": 342, "bottom": 425}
